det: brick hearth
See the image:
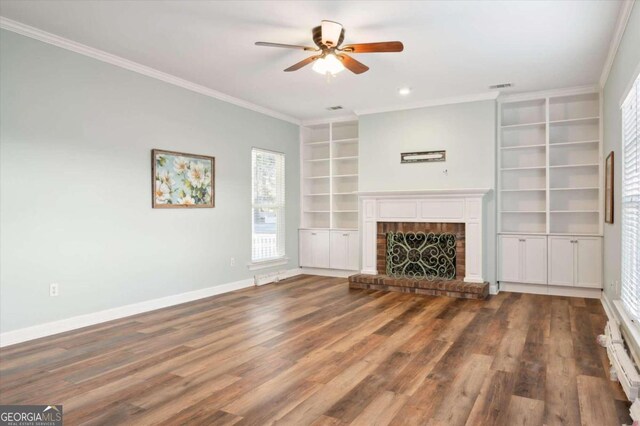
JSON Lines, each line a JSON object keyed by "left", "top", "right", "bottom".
{"left": 348, "top": 274, "right": 489, "bottom": 300}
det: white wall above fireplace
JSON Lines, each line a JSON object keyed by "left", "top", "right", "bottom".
{"left": 359, "top": 189, "right": 491, "bottom": 283}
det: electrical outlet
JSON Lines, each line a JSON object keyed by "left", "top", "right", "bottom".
{"left": 50, "top": 283, "right": 59, "bottom": 297}
{"left": 230, "top": 257, "right": 235, "bottom": 267}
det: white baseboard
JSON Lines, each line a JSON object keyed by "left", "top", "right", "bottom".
{"left": 490, "top": 283, "right": 499, "bottom": 295}
{"left": 500, "top": 281, "right": 602, "bottom": 299}
{"left": 299, "top": 267, "right": 356, "bottom": 278}
{"left": 0, "top": 269, "right": 302, "bottom": 348}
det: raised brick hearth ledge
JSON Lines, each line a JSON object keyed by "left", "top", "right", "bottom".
{"left": 348, "top": 274, "right": 489, "bottom": 300}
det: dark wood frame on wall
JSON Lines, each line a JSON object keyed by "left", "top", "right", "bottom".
{"left": 605, "top": 151, "right": 614, "bottom": 224}
{"left": 151, "top": 149, "right": 215, "bottom": 209}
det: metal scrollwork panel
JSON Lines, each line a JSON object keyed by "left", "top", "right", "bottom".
{"left": 386, "top": 232, "right": 456, "bottom": 280}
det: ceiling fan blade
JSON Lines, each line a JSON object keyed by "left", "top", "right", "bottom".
{"left": 341, "top": 42, "right": 404, "bottom": 53}
{"left": 255, "top": 42, "right": 318, "bottom": 51}
{"left": 284, "top": 55, "right": 321, "bottom": 72}
{"left": 337, "top": 54, "right": 369, "bottom": 74}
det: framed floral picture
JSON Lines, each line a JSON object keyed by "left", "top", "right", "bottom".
{"left": 152, "top": 149, "right": 215, "bottom": 208}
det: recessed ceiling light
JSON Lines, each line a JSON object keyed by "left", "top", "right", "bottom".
{"left": 398, "top": 87, "right": 412, "bottom": 96}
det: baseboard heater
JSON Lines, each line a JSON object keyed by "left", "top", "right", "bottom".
{"left": 603, "top": 320, "right": 640, "bottom": 423}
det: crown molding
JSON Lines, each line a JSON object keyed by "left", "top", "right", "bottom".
{"left": 353, "top": 92, "right": 499, "bottom": 116}
{"left": 600, "top": 0, "right": 636, "bottom": 88}
{"left": 498, "top": 84, "right": 600, "bottom": 103}
{"left": 300, "top": 114, "right": 359, "bottom": 126}
{"left": 0, "top": 17, "right": 301, "bottom": 125}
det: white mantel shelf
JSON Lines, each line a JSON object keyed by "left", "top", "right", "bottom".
{"left": 359, "top": 189, "right": 490, "bottom": 283}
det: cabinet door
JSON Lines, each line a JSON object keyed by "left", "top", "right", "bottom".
{"left": 522, "top": 237, "right": 547, "bottom": 284}
{"left": 500, "top": 236, "right": 522, "bottom": 282}
{"left": 299, "top": 230, "right": 313, "bottom": 267}
{"left": 548, "top": 237, "right": 574, "bottom": 286}
{"left": 312, "top": 231, "right": 331, "bottom": 268}
{"left": 330, "top": 231, "right": 347, "bottom": 270}
{"left": 576, "top": 238, "right": 602, "bottom": 288}
{"left": 347, "top": 232, "right": 360, "bottom": 271}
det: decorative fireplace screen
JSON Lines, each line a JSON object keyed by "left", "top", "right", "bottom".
{"left": 386, "top": 232, "right": 456, "bottom": 280}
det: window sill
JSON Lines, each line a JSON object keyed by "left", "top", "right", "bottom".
{"left": 247, "top": 256, "right": 289, "bottom": 271}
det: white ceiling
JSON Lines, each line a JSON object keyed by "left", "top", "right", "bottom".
{"left": 0, "top": 0, "right": 623, "bottom": 122}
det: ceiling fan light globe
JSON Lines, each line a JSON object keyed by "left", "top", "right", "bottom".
{"left": 313, "top": 53, "right": 345, "bottom": 75}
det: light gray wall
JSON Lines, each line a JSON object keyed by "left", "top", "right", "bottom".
{"left": 359, "top": 100, "right": 497, "bottom": 285}
{"left": 603, "top": 3, "right": 640, "bottom": 301}
{"left": 0, "top": 30, "right": 300, "bottom": 333}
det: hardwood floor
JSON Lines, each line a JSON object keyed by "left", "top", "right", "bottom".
{"left": 0, "top": 275, "right": 630, "bottom": 425}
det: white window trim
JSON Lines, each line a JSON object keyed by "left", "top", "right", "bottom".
{"left": 617, "top": 64, "right": 640, "bottom": 347}
{"left": 250, "top": 147, "right": 286, "bottom": 265}
{"left": 246, "top": 256, "right": 290, "bottom": 271}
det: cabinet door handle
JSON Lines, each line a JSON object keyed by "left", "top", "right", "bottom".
{"left": 519, "top": 239, "right": 525, "bottom": 242}
{"left": 343, "top": 234, "right": 349, "bottom": 237}
{"left": 311, "top": 233, "right": 317, "bottom": 236}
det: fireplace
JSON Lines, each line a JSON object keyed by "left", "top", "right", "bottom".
{"left": 349, "top": 189, "right": 490, "bottom": 299}
{"left": 379, "top": 222, "right": 464, "bottom": 280}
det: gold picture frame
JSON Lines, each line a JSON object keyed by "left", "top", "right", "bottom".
{"left": 605, "top": 151, "right": 614, "bottom": 224}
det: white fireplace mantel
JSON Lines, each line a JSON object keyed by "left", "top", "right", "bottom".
{"left": 359, "top": 188, "right": 491, "bottom": 283}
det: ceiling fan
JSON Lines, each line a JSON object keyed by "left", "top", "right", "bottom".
{"left": 255, "top": 20, "right": 403, "bottom": 75}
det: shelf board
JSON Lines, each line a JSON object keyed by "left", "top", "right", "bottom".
{"left": 501, "top": 121, "right": 546, "bottom": 129}
{"left": 550, "top": 187, "right": 599, "bottom": 191}
{"left": 549, "top": 164, "right": 599, "bottom": 169}
{"left": 305, "top": 141, "right": 330, "bottom": 146}
{"left": 305, "top": 193, "right": 330, "bottom": 196}
{"left": 501, "top": 166, "right": 546, "bottom": 171}
{"left": 550, "top": 210, "right": 599, "bottom": 213}
{"left": 333, "top": 174, "right": 359, "bottom": 178}
{"left": 333, "top": 138, "right": 358, "bottom": 144}
{"left": 500, "top": 144, "right": 546, "bottom": 150}
{"left": 499, "top": 232, "right": 548, "bottom": 236}
{"left": 304, "top": 210, "right": 330, "bottom": 213}
{"left": 549, "top": 140, "right": 599, "bottom": 147}
{"left": 304, "top": 175, "right": 330, "bottom": 179}
{"left": 305, "top": 158, "right": 330, "bottom": 162}
{"left": 333, "top": 192, "right": 358, "bottom": 195}
{"left": 332, "top": 156, "right": 358, "bottom": 160}
{"left": 334, "top": 210, "right": 358, "bottom": 213}
{"left": 502, "top": 210, "right": 546, "bottom": 214}
{"left": 548, "top": 232, "right": 603, "bottom": 236}
{"left": 501, "top": 188, "right": 546, "bottom": 192}
{"left": 549, "top": 116, "right": 599, "bottom": 125}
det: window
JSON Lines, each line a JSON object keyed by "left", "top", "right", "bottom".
{"left": 621, "top": 75, "right": 640, "bottom": 320}
{"left": 251, "top": 148, "right": 285, "bottom": 263}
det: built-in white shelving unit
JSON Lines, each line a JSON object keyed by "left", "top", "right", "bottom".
{"left": 301, "top": 120, "right": 359, "bottom": 230}
{"left": 498, "top": 91, "right": 602, "bottom": 235}
{"left": 498, "top": 89, "right": 603, "bottom": 297}
{"left": 299, "top": 120, "right": 360, "bottom": 271}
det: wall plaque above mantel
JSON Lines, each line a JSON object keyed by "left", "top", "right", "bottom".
{"left": 401, "top": 150, "right": 446, "bottom": 163}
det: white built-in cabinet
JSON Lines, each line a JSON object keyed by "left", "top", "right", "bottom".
{"left": 299, "top": 230, "right": 330, "bottom": 269}
{"left": 499, "top": 235, "right": 547, "bottom": 285}
{"left": 548, "top": 236, "right": 602, "bottom": 288}
{"left": 299, "top": 120, "right": 360, "bottom": 271}
{"left": 330, "top": 230, "right": 360, "bottom": 271}
{"left": 498, "top": 89, "right": 603, "bottom": 294}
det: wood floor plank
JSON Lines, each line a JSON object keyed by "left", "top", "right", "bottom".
{"left": 577, "top": 375, "right": 620, "bottom": 426}
{"left": 503, "top": 395, "right": 545, "bottom": 426}
{"left": 0, "top": 278, "right": 625, "bottom": 426}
